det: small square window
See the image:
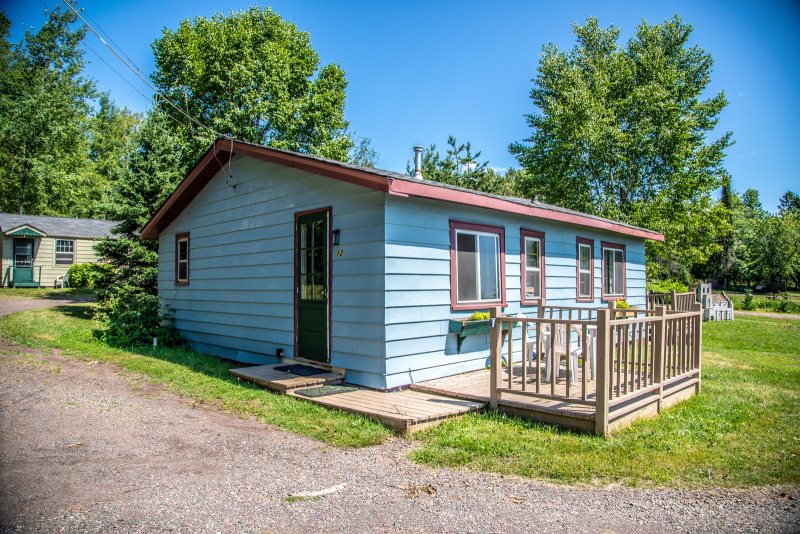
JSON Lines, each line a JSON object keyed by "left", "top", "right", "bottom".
{"left": 55, "top": 239, "right": 75, "bottom": 265}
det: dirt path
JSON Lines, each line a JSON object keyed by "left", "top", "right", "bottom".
{"left": 1, "top": 343, "right": 797, "bottom": 533}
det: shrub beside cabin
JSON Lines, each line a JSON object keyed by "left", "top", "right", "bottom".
{"left": 1, "top": 214, "right": 117, "bottom": 288}
{"left": 142, "top": 140, "right": 664, "bottom": 390}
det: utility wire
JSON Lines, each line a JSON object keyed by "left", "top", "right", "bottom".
{"left": 80, "top": 40, "right": 152, "bottom": 105}
{"left": 61, "top": 0, "right": 232, "bottom": 140}
{"left": 80, "top": 5, "right": 144, "bottom": 75}
{"left": 82, "top": 36, "right": 212, "bottom": 139}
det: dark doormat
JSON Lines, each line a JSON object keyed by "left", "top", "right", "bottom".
{"left": 274, "top": 364, "right": 328, "bottom": 377}
{"left": 294, "top": 385, "right": 359, "bottom": 398}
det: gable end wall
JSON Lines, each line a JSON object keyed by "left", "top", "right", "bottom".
{"left": 158, "top": 156, "right": 387, "bottom": 388}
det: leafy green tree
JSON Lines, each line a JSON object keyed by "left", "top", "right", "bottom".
{"left": 96, "top": 109, "right": 186, "bottom": 294}
{"left": 409, "top": 136, "right": 521, "bottom": 197}
{"left": 778, "top": 191, "right": 800, "bottom": 214}
{"left": 151, "top": 6, "right": 354, "bottom": 167}
{"left": 745, "top": 213, "right": 799, "bottom": 288}
{"left": 93, "top": 109, "right": 187, "bottom": 344}
{"left": 510, "top": 16, "right": 732, "bottom": 281}
{"left": 731, "top": 189, "right": 800, "bottom": 289}
{"left": 87, "top": 94, "right": 141, "bottom": 217}
{"left": 0, "top": 7, "right": 98, "bottom": 216}
{"left": 349, "top": 135, "right": 379, "bottom": 167}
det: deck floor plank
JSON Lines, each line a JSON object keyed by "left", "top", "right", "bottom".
{"left": 230, "top": 364, "right": 483, "bottom": 432}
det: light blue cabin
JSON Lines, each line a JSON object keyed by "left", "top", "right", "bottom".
{"left": 143, "top": 140, "right": 662, "bottom": 390}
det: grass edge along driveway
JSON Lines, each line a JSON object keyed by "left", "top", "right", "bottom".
{"left": 1, "top": 303, "right": 798, "bottom": 488}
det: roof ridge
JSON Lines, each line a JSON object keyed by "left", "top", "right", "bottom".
{"left": 223, "top": 139, "right": 658, "bottom": 236}
{"left": 0, "top": 212, "right": 118, "bottom": 223}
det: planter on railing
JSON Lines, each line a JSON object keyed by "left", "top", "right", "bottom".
{"left": 448, "top": 318, "right": 514, "bottom": 353}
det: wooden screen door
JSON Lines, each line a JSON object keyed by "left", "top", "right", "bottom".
{"left": 295, "top": 209, "right": 330, "bottom": 362}
{"left": 13, "top": 238, "right": 34, "bottom": 284}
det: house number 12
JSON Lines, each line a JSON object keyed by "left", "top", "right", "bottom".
{"left": 336, "top": 249, "right": 344, "bottom": 257}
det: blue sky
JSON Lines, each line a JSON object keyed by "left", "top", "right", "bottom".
{"left": 5, "top": 0, "right": 799, "bottom": 210}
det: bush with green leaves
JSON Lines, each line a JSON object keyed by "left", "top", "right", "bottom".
{"left": 743, "top": 291, "right": 754, "bottom": 310}
{"left": 66, "top": 263, "right": 115, "bottom": 288}
{"left": 66, "top": 263, "right": 94, "bottom": 288}
{"left": 646, "top": 280, "right": 690, "bottom": 293}
{"left": 95, "top": 285, "right": 182, "bottom": 347}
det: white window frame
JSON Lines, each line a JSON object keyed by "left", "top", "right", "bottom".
{"left": 454, "top": 228, "right": 501, "bottom": 305}
{"left": 54, "top": 239, "right": 75, "bottom": 266}
{"left": 523, "top": 236, "right": 542, "bottom": 300}
{"left": 602, "top": 245, "right": 625, "bottom": 298}
{"left": 578, "top": 243, "right": 592, "bottom": 299}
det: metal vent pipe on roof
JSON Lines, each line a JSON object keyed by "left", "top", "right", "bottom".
{"left": 413, "top": 146, "right": 423, "bottom": 179}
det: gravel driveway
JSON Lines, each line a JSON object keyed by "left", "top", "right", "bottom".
{"left": 1, "top": 342, "right": 797, "bottom": 533}
{"left": 0, "top": 295, "right": 94, "bottom": 317}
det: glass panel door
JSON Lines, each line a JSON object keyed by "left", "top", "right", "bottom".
{"left": 296, "top": 210, "right": 329, "bottom": 362}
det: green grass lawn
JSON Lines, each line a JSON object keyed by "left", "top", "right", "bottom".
{"left": 0, "top": 303, "right": 390, "bottom": 448}
{"left": 725, "top": 291, "right": 800, "bottom": 314}
{"left": 410, "top": 315, "right": 800, "bottom": 487}
{"left": 0, "top": 304, "right": 797, "bottom": 487}
{"left": 0, "top": 287, "right": 98, "bottom": 300}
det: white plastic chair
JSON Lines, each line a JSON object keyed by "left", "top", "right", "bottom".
{"left": 54, "top": 272, "right": 70, "bottom": 288}
{"left": 517, "top": 313, "right": 539, "bottom": 366}
{"left": 544, "top": 324, "right": 581, "bottom": 384}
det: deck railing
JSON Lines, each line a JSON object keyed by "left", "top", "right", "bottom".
{"left": 646, "top": 290, "right": 698, "bottom": 311}
{"left": 489, "top": 301, "right": 703, "bottom": 435}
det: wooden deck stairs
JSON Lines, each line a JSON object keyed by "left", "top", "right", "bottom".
{"left": 229, "top": 363, "right": 484, "bottom": 432}
{"left": 230, "top": 363, "right": 344, "bottom": 393}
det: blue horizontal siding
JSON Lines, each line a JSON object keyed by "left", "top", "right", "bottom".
{"left": 159, "top": 153, "right": 651, "bottom": 390}
{"left": 159, "top": 155, "right": 387, "bottom": 386}
{"left": 382, "top": 195, "right": 648, "bottom": 386}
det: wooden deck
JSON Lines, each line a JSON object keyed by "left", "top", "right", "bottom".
{"left": 288, "top": 388, "right": 483, "bottom": 433}
{"left": 230, "top": 364, "right": 483, "bottom": 432}
{"left": 412, "top": 365, "right": 599, "bottom": 432}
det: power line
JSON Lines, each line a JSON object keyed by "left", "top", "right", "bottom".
{"left": 81, "top": 27, "right": 213, "bottom": 138}
{"left": 80, "top": 5, "right": 144, "bottom": 76}
{"left": 61, "top": 0, "right": 232, "bottom": 140}
{"left": 80, "top": 40, "right": 152, "bottom": 105}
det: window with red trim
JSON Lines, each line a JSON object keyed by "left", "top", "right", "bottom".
{"left": 601, "top": 242, "right": 626, "bottom": 299}
{"left": 450, "top": 221, "right": 506, "bottom": 310}
{"left": 175, "top": 233, "right": 190, "bottom": 285}
{"left": 520, "top": 229, "right": 545, "bottom": 305}
{"left": 576, "top": 238, "right": 594, "bottom": 301}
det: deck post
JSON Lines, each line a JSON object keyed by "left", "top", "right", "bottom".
{"left": 594, "top": 308, "right": 610, "bottom": 436}
{"left": 489, "top": 306, "right": 503, "bottom": 410}
{"left": 653, "top": 305, "right": 667, "bottom": 412}
{"left": 670, "top": 290, "right": 678, "bottom": 311}
{"left": 692, "top": 302, "right": 703, "bottom": 393}
{"left": 608, "top": 299, "right": 617, "bottom": 319}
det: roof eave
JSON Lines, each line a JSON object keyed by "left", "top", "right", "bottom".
{"left": 387, "top": 179, "right": 664, "bottom": 242}
{"left": 141, "top": 139, "right": 664, "bottom": 243}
